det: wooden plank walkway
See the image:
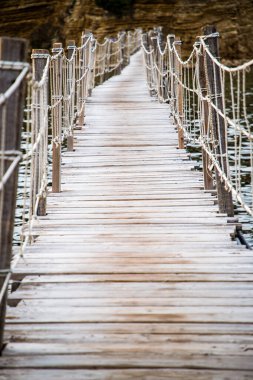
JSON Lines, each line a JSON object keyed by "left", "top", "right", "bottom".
{"left": 1, "top": 51, "right": 253, "bottom": 379}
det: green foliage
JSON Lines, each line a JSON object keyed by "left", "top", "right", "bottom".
{"left": 95, "top": 0, "right": 134, "bottom": 17}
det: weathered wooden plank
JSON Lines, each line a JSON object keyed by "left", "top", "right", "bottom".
{"left": 8, "top": 282, "right": 253, "bottom": 298}
{"left": 0, "top": 369, "right": 252, "bottom": 379}
{"left": 8, "top": 297, "right": 253, "bottom": 307}
{"left": 13, "top": 265, "right": 253, "bottom": 275}
{"left": 13, "top": 257, "right": 253, "bottom": 265}
{"left": 4, "top": 322, "right": 253, "bottom": 335}
{"left": 11, "top": 273, "right": 253, "bottom": 282}
{"left": 3, "top": 340, "right": 253, "bottom": 356}
{"left": 47, "top": 199, "right": 215, "bottom": 206}
{"left": 4, "top": 330, "right": 253, "bottom": 344}
{"left": 0, "top": 353, "right": 253, "bottom": 370}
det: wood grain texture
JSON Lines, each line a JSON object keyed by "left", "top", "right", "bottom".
{"left": 2, "top": 51, "right": 253, "bottom": 378}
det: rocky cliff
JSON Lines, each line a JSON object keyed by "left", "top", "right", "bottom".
{"left": 1, "top": 0, "right": 253, "bottom": 62}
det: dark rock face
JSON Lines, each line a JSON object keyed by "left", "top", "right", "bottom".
{"left": 1, "top": 0, "right": 252, "bottom": 61}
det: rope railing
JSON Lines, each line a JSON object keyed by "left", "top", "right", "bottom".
{"left": 0, "top": 36, "right": 28, "bottom": 347}
{"left": 0, "top": 29, "right": 141, "bottom": 349}
{"left": 142, "top": 26, "right": 253, "bottom": 219}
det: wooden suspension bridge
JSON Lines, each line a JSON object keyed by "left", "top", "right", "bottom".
{"left": 0, "top": 28, "right": 253, "bottom": 379}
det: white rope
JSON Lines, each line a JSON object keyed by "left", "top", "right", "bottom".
{"left": 0, "top": 66, "right": 29, "bottom": 106}
{"left": 141, "top": 29, "right": 253, "bottom": 217}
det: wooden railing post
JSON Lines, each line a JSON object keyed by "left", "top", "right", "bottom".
{"left": 67, "top": 40, "right": 76, "bottom": 152}
{"left": 76, "top": 32, "right": 90, "bottom": 128}
{"left": 157, "top": 27, "right": 164, "bottom": 50}
{"left": 76, "top": 33, "right": 85, "bottom": 128}
{"left": 51, "top": 42, "right": 63, "bottom": 193}
{"left": 203, "top": 26, "right": 234, "bottom": 216}
{"left": 150, "top": 36, "right": 159, "bottom": 97}
{"left": 121, "top": 32, "right": 128, "bottom": 68}
{"left": 174, "top": 38, "right": 184, "bottom": 149}
{"left": 99, "top": 50, "right": 105, "bottom": 85}
{"left": 0, "top": 36, "right": 28, "bottom": 350}
{"left": 167, "top": 35, "right": 176, "bottom": 115}
{"left": 142, "top": 33, "right": 148, "bottom": 49}
{"left": 31, "top": 49, "right": 49, "bottom": 215}
{"left": 126, "top": 31, "right": 131, "bottom": 65}
{"left": 88, "top": 35, "right": 95, "bottom": 97}
{"left": 156, "top": 31, "right": 165, "bottom": 102}
{"left": 198, "top": 42, "right": 215, "bottom": 191}
{"left": 105, "top": 39, "right": 112, "bottom": 82}
{"left": 117, "top": 32, "right": 123, "bottom": 75}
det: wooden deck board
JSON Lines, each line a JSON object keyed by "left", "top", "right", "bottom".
{"left": 0, "top": 369, "right": 252, "bottom": 380}
{"left": 2, "top": 51, "right": 253, "bottom": 378}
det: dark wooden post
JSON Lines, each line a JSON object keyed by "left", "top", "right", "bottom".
{"left": 76, "top": 33, "right": 85, "bottom": 129}
{"left": 67, "top": 40, "right": 76, "bottom": 152}
{"left": 126, "top": 31, "right": 131, "bottom": 65}
{"left": 167, "top": 35, "right": 176, "bottom": 121}
{"left": 160, "top": 34, "right": 166, "bottom": 102}
{"left": 105, "top": 39, "right": 112, "bottom": 82}
{"left": 174, "top": 38, "right": 184, "bottom": 149}
{"left": 76, "top": 32, "right": 89, "bottom": 128}
{"left": 157, "top": 26, "right": 164, "bottom": 50}
{"left": 150, "top": 36, "right": 159, "bottom": 96}
{"left": 203, "top": 26, "right": 234, "bottom": 216}
{"left": 51, "top": 42, "right": 62, "bottom": 193}
{"left": 0, "top": 36, "right": 28, "bottom": 350}
{"left": 88, "top": 34, "right": 94, "bottom": 97}
{"left": 91, "top": 36, "right": 97, "bottom": 94}
{"left": 121, "top": 32, "right": 128, "bottom": 68}
{"left": 142, "top": 33, "right": 153, "bottom": 96}
{"left": 142, "top": 33, "right": 148, "bottom": 50}
{"left": 156, "top": 30, "right": 166, "bottom": 102}
{"left": 31, "top": 49, "right": 49, "bottom": 215}
{"left": 83, "top": 30, "right": 93, "bottom": 98}
{"left": 197, "top": 42, "right": 215, "bottom": 191}
{"left": 151, "top": 36, "right": 158, "bottom": 64}
{"left": 117, "top": 32, "right": 122, "bottom": 76}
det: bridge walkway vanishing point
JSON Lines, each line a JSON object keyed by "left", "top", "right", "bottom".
{"left": 1, "top": 51, "right": 253, "bottom": 379}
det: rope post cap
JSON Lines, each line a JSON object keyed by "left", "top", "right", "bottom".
{"left": 52, "top": 43, "right": 63, "bottom": 55}
{"left": 81, "top": 33, "right": 92, "bottom": 46}
{"left": 167, "top": 35, "right": 175, "bottom": 45}
{"left": 82, "top": 30, "right": 92, "bottom": 38}
{"left": 67, "top": 40, "right": 76, "bottom": 49}
{"left": 53, "top": 42, "right": 62, "bottom": 48}
{"left": 202, "top": 25, "right": 219, "bottom": 39}
{"left": 31, "top": 49, "right": 49, "bottom": 60}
